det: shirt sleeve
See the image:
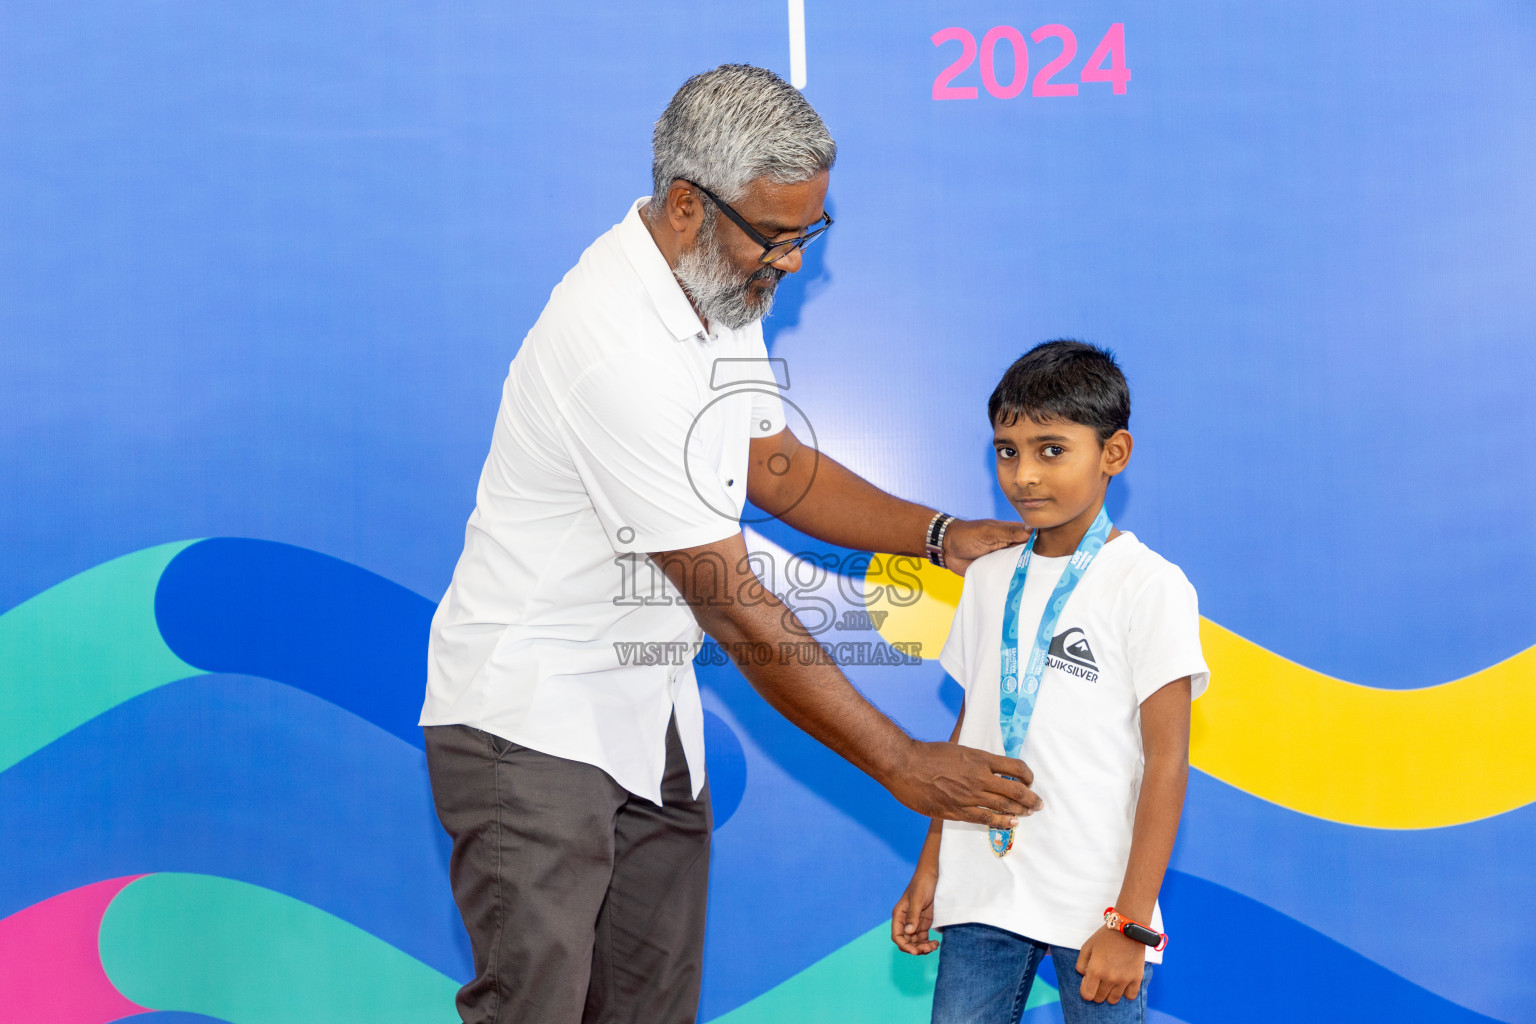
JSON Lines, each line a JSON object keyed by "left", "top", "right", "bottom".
{"left": 750, "top": 387, "right": 787, "bottom": 438}
{"left": 556, "top": 357, "right": 740, "bottom": 554}
{"left": 1126, "top": 564, "right": 1211, "bottom": 703}
{"left": 939, "top": 571, "right": 974, "bottom": 688}
{"left": 731, "top": 327, "right": 786, "bottom": 438}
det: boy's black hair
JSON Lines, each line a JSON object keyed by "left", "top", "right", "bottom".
{"left": 988, "top": 339, "right": 1130, "bottom": 442}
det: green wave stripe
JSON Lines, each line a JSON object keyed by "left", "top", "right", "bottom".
{"left": 100, "top": 873, "right": 461, "bottom": 1023}
{"left": 0, "top": 541, "right": 203, "bottom": 773}
{"left": 710, "top": 921, "right": 1058, "bottom": 1023}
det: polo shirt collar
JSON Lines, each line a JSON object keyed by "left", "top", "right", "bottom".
{"left": 616, "top": 197, "right": 710, "bottom": 342}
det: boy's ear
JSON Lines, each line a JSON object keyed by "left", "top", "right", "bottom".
{"left": 1101, "top": 429, "right": 1133, "bottom": 476}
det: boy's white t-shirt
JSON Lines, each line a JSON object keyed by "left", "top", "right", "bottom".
{"left": 932, "top": 531, "right": 1209, "bottom": 964}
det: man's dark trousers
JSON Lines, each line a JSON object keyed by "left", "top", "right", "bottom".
{"left": 424, "top": 715, "right": 712, "bottom": 1024}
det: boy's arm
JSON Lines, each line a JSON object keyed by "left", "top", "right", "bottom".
{"left": 1075, "top": 677, "right": 1192, "bottom": 1003}
{"left": 1112, "top": 676, "right": 1192, "bottom": 924}
{"left": 892, "top": 707, "right": 966, "bottom": 955}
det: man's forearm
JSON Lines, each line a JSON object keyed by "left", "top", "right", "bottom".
{"left": 787, "top": 453, "right": 935, "bottom": 554}
{"left": 748, "top": 430, "right": 1029, "bottom": 576}
{"left": 654, "top": 532, "right": 1039, "bottom": 827}
{"left": 750, "top": 432, "right": 935, "bottom": 555}
{"left": 695, "top": 589, "right": 914, "bottom": 781}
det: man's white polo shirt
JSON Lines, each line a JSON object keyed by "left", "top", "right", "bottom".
{"left": 420, "top": 198, "right": 786, "bottom": 805}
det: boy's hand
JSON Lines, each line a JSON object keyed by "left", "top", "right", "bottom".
{"left": 891, "top": 866, "right": 940, "bottom": 955}
{"left": 942, "top": 518, "right": 1032, "bottom": 575}
{"left": 1075, "top": 927, "right": 1145, "bottom": 1004}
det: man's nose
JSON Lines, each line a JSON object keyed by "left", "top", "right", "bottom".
{"left": 770, "top": 247, "right": 804, "bottom": 274}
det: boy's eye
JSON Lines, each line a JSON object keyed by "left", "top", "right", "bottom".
{"left": 996, "top": 446, "right": 1017, "bottom": 459}
{"left": 1042, "top": 445, "right": 1065, "bottom": 458}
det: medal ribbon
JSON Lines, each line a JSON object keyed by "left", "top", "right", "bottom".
{"left": 989, "top": 505, "right": 1113, "bottom": 857}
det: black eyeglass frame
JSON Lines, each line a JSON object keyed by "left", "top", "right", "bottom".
{"left": 678, "top": 178, "right": 833, "bottom": 266}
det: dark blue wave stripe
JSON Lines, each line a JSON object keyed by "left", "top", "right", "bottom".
{"left": 1156, "top": 871, "right": 1505, "bottom": 1023}
{"left": 0, "top": 674, "right": 471, "bottom": 982}
{"left": 154, "top": 539, "right": 436, "bottom": 749}
{"left": 1174, "top": 770, "right": 1535, "bottom": 1020}
{"left": 150, "top": 537, "right": 758, "bottom": 826}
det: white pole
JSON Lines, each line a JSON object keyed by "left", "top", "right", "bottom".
{"left": 788, "top": 0, "right": 807, "bottom": 89}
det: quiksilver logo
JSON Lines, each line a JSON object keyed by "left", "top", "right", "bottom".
{"left": 1046, "top": 627, "right": 1099, "bottom": 682}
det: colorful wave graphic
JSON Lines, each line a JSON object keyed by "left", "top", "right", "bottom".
{"left": 0, "top": 876, "right": 149, "bottom": 1024}
{"left": 0, "top": 539, "right": 1528, "bottom": 1022}
{"left": 864, "top": 554, "right": 1536, "bottom": 829}
{"left": 0, "top": 874, "right": 457, "bottom": 1024}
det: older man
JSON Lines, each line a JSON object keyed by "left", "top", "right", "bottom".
{"left": 420, "top": 65, "right": 1039, "bottom": 1024}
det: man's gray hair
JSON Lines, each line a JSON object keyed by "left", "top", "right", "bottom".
{"left": 649, "top": 64, "right": 836, "bottom": 211}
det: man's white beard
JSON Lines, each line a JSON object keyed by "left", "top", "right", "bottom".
{"left": 673, "top": 214, "right": 785, "bottom": 331}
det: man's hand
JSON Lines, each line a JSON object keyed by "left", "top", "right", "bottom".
{"left": 884, "top": 741, "right": 1042, "bottom": 828}
{"left": 1075, "top": 927, "right": 1145, "bottom": 1004}
{"left": 942, "top": 518, "right": 1032, "bottom": 575}
{"left": 891, "top": 865, "right": 940, "bottom": 955}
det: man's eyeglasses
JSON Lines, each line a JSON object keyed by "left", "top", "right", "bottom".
{"left": 679, "top": 178, "right": 833, "bottom": 266}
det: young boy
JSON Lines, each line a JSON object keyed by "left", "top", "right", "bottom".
{"left": 891, "top": 340, "right": 1208, "bottom": 1023}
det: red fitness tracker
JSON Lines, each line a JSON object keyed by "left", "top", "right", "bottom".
{"left": 1103, "top": 907, "right": 1168, "bottom": 952}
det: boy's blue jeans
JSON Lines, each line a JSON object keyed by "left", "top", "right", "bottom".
{"left": 932, "top": 923, "right": 1152, "bottom": 1024}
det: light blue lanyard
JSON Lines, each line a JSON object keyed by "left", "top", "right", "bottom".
{"left": 989, "top": 505, "right": 1113, "bottom": 857}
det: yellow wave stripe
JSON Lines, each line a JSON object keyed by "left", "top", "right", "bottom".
{"left": 864, "top": 554, "right": 1536, "bottom": 830}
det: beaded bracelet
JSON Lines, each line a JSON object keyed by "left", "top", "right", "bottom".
{"left": 924, "top": 512, "right": 955, "bottom": 568}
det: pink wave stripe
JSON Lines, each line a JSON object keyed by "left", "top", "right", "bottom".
{"left": 0, "top": 875, "right": 151, "bottom": 1023}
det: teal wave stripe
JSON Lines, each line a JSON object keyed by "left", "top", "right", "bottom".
{"left": 99, "top": 873, "right": 461, "bottom": 1023}
{"left": 0, "top": 541, "right": 202, "bottom": 773}
{"left": 709, "top": 922, "right": 1058, "bottom": 1023}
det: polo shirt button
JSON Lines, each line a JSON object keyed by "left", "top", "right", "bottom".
{"left": 727, "top": 479, "right": 734, "bottom": 487}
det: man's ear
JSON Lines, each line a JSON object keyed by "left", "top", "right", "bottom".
{"left": 1102, "top": 429, "right": 1133, "bottom": 476}
{"left": 664, "top": 180, "right": 704, "bottom": 239}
